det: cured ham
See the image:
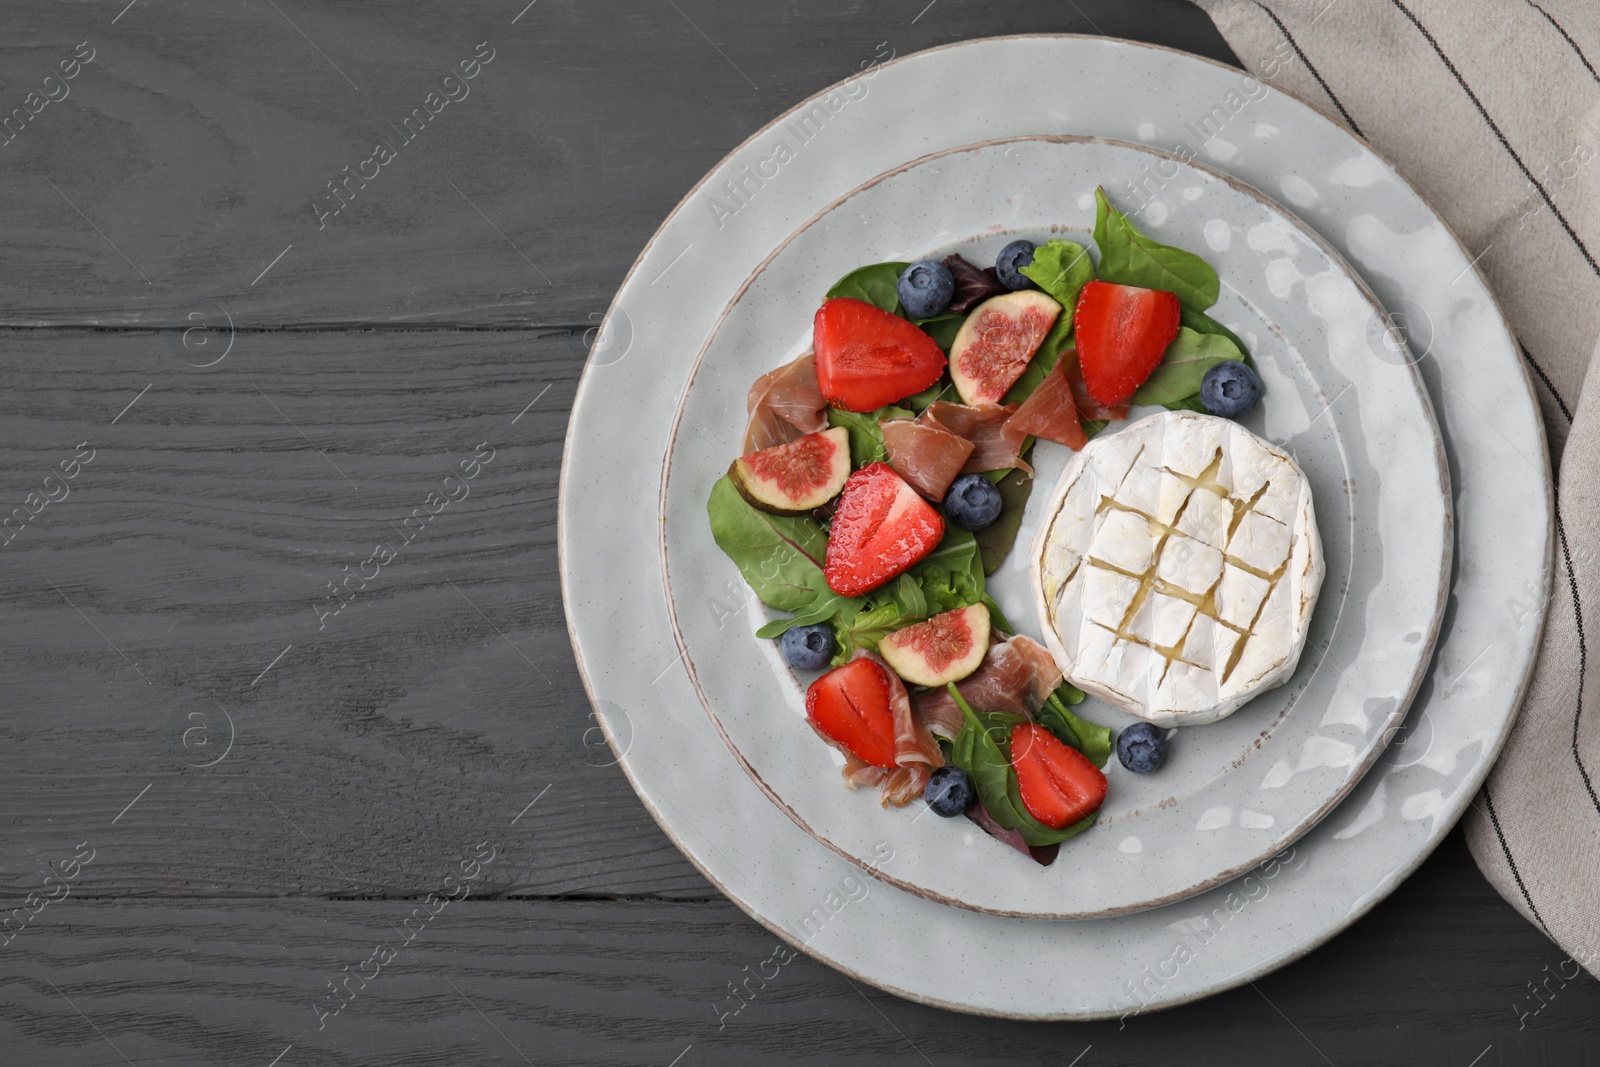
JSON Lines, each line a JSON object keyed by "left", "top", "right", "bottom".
{"left": 1001, "top": 347, "right": 1129, "bottom": 454}
{"left": 741, "top": 352, "right": 828, "bottom": 454}
{"left": 911, "top": 633, "right": 1064, "bottom": 740}
{"left": 840, "top": 649, "right": 943, "bottom": 807}
{"left": 1003, "top": 360, "right": 1088, "bottom": 451}
{"left": 920, "top": 401, "right": 1032, "bottom": 476}
{"left": 881, "top": 417, "right": 974, "bottom": 501}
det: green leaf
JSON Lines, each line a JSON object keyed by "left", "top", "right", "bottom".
{"left": 1094, "top": 187, "right": 1220, "bottom": 311}
{"left": 901, "top": 379, "right": 954, "bottom": 413}
{"left": 973, "top": 459, "right": 1035, "bottom": 577}
{"left": 1036, "top": 691, "right": 1113, "bottom": 769}
{"left": 825, "top": 261, "right": 909, "bottom": 314}
{"left": 827, "top": 405, "right": 912, "bottom": 467}
{"left": 707, "top": 476, "right": 834, "bottom": 614}
{"left": 907, "top": 527, "right": 984, "bottom": 616}
{"left": 915, "top": 313, "right": 964, "bottom": 351}
{"left": 1020, "top": 239, "right": 1095, "bottom": 310}
{"left": 1130, "top": 327, "right": 1245, "bottom": 407}
{"left": 828, "top": 530, "right": 984, "bottom": 661}
{"left": 980, "top": 593, "right": 1014, "bottom": 635}
{"left": 1179, "top": 306, "right": 1251, "bottom": 363}
{"left": 947, "top": 688, "right": 1027, "bottom": 827}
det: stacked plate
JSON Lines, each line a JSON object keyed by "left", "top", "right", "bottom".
{"left": 560, "top": 36, "right": 1551, "bottom": 1018}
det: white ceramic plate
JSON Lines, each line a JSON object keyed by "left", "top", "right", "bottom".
{"left": 661, "top": 135, "right": 1451, "bottom": 919}
{"left": 560, "top": 36, "right": 1551, "bottom": 1017}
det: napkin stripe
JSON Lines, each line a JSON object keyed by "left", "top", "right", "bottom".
{"left": 1483, "top": 787, "right": 1549, "bottom": 933}
{"left": 1555, "top": 517, "right": 1600, "bottom": 818}
{"left": 1388, "top": 0, "right": 1600, "bottom": 280}
{"left": 1250, "top": 1, "right": 1362, "bottom": 135}
{"left": 1523, "top": 344, "right": 1574, "bottom": 423}
{"left": 1526, "top": 1, "right": 1599, "bottom": 82}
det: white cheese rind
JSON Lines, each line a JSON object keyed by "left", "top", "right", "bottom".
{"left": 1031, "top": 410, "right": 1325, "bottom": 727}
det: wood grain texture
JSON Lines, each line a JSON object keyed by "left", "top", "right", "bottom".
{"left": 1, "top": 835, "right": 1596, "bottom": 1067}
{"left": 0, "top": 0, "right": 1233, "bottom": 328}
{"left": 0, "top": 326, "right": 711, "bottom": 900}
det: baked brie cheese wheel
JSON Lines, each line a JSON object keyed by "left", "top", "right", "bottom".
{"left": 1031, "top": 410, "right": 1324, "bottom": 727}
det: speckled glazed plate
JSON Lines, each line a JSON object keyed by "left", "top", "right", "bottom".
{"left": 561, "top": 36, "right": 1551, "bottom": 1017}
{"left": 661, "top": 135, "right": 1451, "bottom": 919}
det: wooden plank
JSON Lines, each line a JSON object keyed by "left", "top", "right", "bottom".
{"left": 0, "top": 0, "right": 1235, "bottom": 328}
{"left": 1, "top": 834, "right": 1595, "bottom": 1066}
{"left": 0, "top": 326, "right": 709, "bottom": 899}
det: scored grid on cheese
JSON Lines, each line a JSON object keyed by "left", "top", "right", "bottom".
{"left": 1032, "top": 410, "right": 1324, "bottom": 727}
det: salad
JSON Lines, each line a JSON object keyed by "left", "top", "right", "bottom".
{"left": 707, "top": 189, "right": 1265, "bottom": 863}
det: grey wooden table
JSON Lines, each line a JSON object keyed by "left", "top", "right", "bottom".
{"left": 1, "top": 2, "right": 1595, "bottom": 1064}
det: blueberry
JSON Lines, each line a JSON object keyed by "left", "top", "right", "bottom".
{"left": 1116, "top": 722, "right": 1167, "bottom": 774}
{"left": 779, "top": 623, "right": 835, "bottom": 672}
{"left": 994, "top": 240, "right": 1039, "bottom": 291}
{"left": 943, "top": 473, "right": 1003, "bottom": 531}
{"left": 896, "top": 260, "right": 955, "bottom": 319}
{"left": 1200, "top": 360, "right": 1264, "bottom": 419}
{"left": 924, "top": 765, "right": 976, "bottom": 817}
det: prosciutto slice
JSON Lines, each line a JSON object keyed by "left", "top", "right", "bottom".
{"left": 881, "top": 417, "right": 974, "bottom": 501}
{"left": 911, "top": 633, "right": 1064, "bottom": 740}
{"left": 1002, "top": 361, "right": 1088, "bottom": 451}
{"left": 741, "top": 352, "right": 827, "bottom": 454}
{"left": 839, "top": 650, "right": 944, "bottom": 807}
{"left": 920, "top": 401, "right": 1032, "bottom": 476}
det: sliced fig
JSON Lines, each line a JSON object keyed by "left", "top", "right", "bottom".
{"left": 729, "top": 426, "right": 850, "bottom": 515}
{"left": 878, "top": 603, "right": 990, "bottom": 688}
{"left": 949, "top": 291, "right": 1062, "bottom": 406}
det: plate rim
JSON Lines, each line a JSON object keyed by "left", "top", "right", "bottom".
{"left": 558, "top": 33, "right": 1553, "bottom": 1018}
{"left": 656, "top": 131, "right": 1455, "bottom": 920}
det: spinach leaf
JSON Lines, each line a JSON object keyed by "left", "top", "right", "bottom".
{"left": 1093, "top": 187, "right": 1220, "bottom": 311}
{"left": 980, "top": 592, "right": 1014, "bottom": 635}
{"left": 1179, "top": 305, "right": 1251, "bottom": 363}
{"left": 947, "top": 687, "right": 1028, "bottom": 827}
{"left": 827, "top": 405, "right": 912, "bottom": 467}
{"left": 825, "top": 261, "right": 909, "bottom": 314}
{"left": 1131, "top": 327, "right": 1245, "bottom": 407}
{"left": 901, "top": 379, "right": 955, "bottom": 413}
{"left": 707, "top": 476, "right": 835, "bottom": 615}
{"left": 916, "top": 313, "right": 964, "bottom": 351}
{"left": 1036, "top": 691, "right": 1113, "bottom": 769}
{"left": 973, "top": 459, "right": 1035, "bottom": 576}
{"left": 1020, "top": 239, "right": 1095, "bottom": 311}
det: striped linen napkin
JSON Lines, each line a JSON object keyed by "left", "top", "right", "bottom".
{"left": 1191, "top": 0, "right": 1600, "bottom": 975}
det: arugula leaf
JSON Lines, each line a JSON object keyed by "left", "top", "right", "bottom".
{"left": 973, "top": 458, "right": 1035, "bottom": 576}
{"left": 827, "top": 405, "right": 912, "bottom": 467}
{"left": 825, "top": 262, "right": 909, "bottom": 314}
{"left": 827, "top": 528, "right": 985, "bottom": 661}
{"left": 1036, "top": 691, "right": 1112, "bottom": 769}
{"left": 1179, "top": 305, "right": 1251, "bottom": 363}
{"left": 707, "top": 476, "right": 835, "bottom": 615}
{"left": 1093, "top": 187, "right": 1220, "bottom": 311}
{"left": 1020, "top": 239, "right": 1095, "bottom": 311}
{"left": 1131, "top": 327, "right": 1245, "bottom": 407}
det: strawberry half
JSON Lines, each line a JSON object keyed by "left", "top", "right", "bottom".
{"left": 1010, "top": 722, "right": 1107, "bottom": 830}
{"left": 823, "top": 463, "right": 944, "bottom": 597}
{"left": 1073, "top": 280, "right": 1181, "bottom": 407}
{"left": 805, "top": 658, "right": 898, "bottom": 768}
{"left": 813, "top": 297, "right": 947, "bottom": 412}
